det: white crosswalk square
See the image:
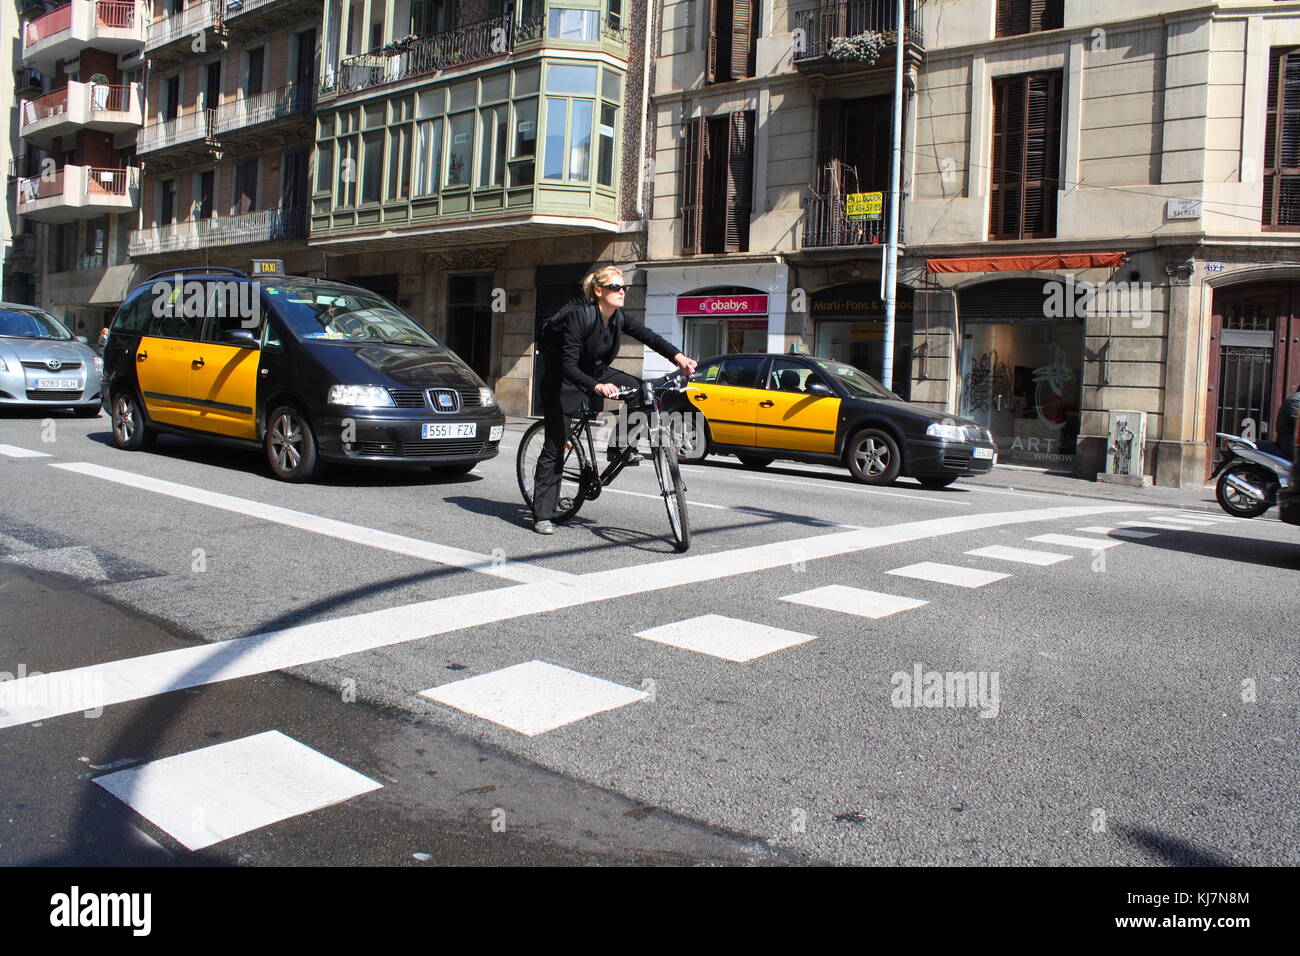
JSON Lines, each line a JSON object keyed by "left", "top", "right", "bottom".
{"left": 1142, "top": 514, "right": 1217, "bottom": 526}
{"left": 886, "top": 562, "right": 1010, "bottom": 588}
{"left": 420, "top": 661, "right": 648, "bottom": 736}
{"left": 93, "top": 731, "right": 382, "bottom": 851}
{"left": 1028, "top": 534, "right": 1125, "bottom": 550}
{"left": 1075, "top": 526, "right": 1159, "bottom": 539}
{"left": 1114, "top": 519, "right": 1194, "bottom": 531}
{"left": 636, "top": 614, "right": 817, "bottom": 662}
{"left": 965, "top": 545, "right": 1073, "bottom": 566}
{"left": 781, "top": 585, "right": 928, "bottom": 619}
{"left": 0, "top": 445, "right": 50, "bottom": 459}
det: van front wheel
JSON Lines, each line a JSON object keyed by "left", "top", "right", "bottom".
{"left": 266, "top": 405, "right": 326, "bottom": 482}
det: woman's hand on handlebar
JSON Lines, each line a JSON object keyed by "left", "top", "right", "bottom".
{"left": 593, "top": 382, "right": 621, "bottom": 399}
{"left": 674, "top": 353, "right": 698, "bottom": 376}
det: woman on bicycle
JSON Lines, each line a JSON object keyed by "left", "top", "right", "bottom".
{"left": 531, "top": 265, "right": 697, "bottom": 534}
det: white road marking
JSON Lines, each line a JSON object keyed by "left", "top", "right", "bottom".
{"left": 1076, "top": 526, "right": 1159, "bottom": 540}
{"left": 1114, "top": 519, "right": 1195, "bottom": 531}
{"left": 601, "top": 486, "right": 867, "bottom": 529}
{"left": 0, "top": 445, "right": 51, "bottom": 458}
{"left": 0, "top": 502, "right": 1147, "bottom": 728}
{"left": 1166, "top": 512, "right": 1236, "bottom": 523}
{"left": 51, "top": 461, "right": 570, "bottom": 584}
{"left": 4, "top": 545, "right": 109, "bottom": 582}
{"left": 886, "top": 562, "right": 1010, "bottom": 588}
{"left": 93, "top": 731, "right": 381, "bottom": 851}
{"left": 419, "top": 661, "right": 647, "bottom": 736}
{"left": 1028, "top": 533, "right": 1125, "bottom": 550}
{"left": 781, "top": 585, "right": 928, "bottom": 619}
{"left": 635, "top": 614, "right": 818, "bottom": 662}
{"left": 965, "top": 545, "right": 1073, "bottom": 566}
{"left": 1141, "top": 514, "right": 1218, "bottom": 526}
{"left": 676, "top": 466, "right": 971, "bottom": 505}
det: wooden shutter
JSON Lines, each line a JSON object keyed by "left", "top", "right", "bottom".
{"left": 1264, "top": 47, "right": 1300, "bottom": 229}
{"left": 706, "top": 0, "right": 720, "bottom": 84}
{"left": 730, "top": 0, "right": 754, "bottom": 80}
{"left": 989, "top": 73, "right": 1059, "bottom": 239}
{"left": 723, "top": 111, "right": 753, "bottom": 252}
{"left": 681, "top": 117, "right": 707, "bottom": 254}
{"left": 816, "top": 98, "right": 844, "bottom": 194}
{"left": 996, "top": 0, "right": 1061, "bottom": 37}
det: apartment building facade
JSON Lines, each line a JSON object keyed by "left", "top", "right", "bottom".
{"left": 310, "top": 0, "right": 652, "bottom": 415}
{"left": 13, "top": 0, "right": 145, "bottom": 335}
{"left": 648, "top": 0, "right": 1300, "bottom": 488}
{"left": 128, "top": 0, "right": 320, "bottom": 277}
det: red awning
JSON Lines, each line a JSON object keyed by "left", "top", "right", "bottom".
{"left": 926, "top": 252, "right": 1127, "bottom": 273}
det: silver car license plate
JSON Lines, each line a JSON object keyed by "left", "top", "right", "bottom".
{"left": 34, "top": 378, "right": 79, "bottom": 390}
{"left": 422, "top": 422, "right": 476, "bottom": 439}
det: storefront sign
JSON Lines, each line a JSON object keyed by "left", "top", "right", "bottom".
{"left": 849, "top": 323, "right": 884, "bottom": 340}
{"left": 846, "top": 192, "right": 883, "bottom": 221}
{"left": 728, "top": 319, "right": 767, "bottom": 331}
{"left": 677, "top": 295, "right": 768, "bottom": 316}
{"left": 811, "top": 296, "right": 912, "bottom": 319}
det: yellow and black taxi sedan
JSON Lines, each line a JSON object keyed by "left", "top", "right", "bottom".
{"left": 102, "top": 266, "right": 505, "bottom": 482}
{"left": 666, "top": 352, "right": 997, "bottom": 488}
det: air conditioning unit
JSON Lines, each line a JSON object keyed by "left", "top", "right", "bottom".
{"left": 1098, "top": 410, "right": 1151, "bottom": 486}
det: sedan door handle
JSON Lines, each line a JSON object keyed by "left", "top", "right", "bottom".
{"left": 759, "top": 400, "right": 775, "bottom": 407}
{"left": 136, "top": 351, "right": 147, "bottom": 361}
{"left": 192, "top": 357, "right": 205, "bottom": 369}
{"left": 692, "top": 392, "right": 707, "bottom": 400}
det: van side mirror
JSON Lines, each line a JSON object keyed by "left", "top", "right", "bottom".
{"left": 223, "top": 328, "right": 259, "bottom": 349}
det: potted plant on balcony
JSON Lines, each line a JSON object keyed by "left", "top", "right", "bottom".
{"left": 90, "top": 73, "right": 112, "bottom": 111}
{"left": 827, "top": 30, "right": 895, "bottom": 67}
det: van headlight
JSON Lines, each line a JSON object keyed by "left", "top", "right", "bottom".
{"left": 926, "top": 423, "right": 965, "bottom": 441}
{"left": 479, "top": 387, "right": 496, "bottom": 407}
{"left": 327, "top": 385, "right": 394, "bottom": 407}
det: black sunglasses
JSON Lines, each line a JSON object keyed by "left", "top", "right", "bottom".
{"left": 599, "top": 283, "right": 626, "bottom": 293}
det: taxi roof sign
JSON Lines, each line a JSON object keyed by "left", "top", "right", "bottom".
{"left": 251, "top": 258, "right": 284, "bottom": 275}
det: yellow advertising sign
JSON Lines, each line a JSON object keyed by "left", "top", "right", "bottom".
{"left": 845, "top": 192, "right": 883, "bottom": 221}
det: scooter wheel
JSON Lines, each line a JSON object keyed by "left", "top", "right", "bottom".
{"left": 1215, "top": 466, "right": 1273, "bottom": 518}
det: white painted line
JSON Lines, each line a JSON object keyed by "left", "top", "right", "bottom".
{"left": 635, "top": 614, "right": 818, "bottom": 662}
{"left": 420, "top": 661, "right": 647, "bottom": 736}
{"left": 886, "top": 562, "right": 1010, "bottom": 588}
{"left": 781, "top": 585, "right": 927, "bottom": 619}
{"left": 0, "top": 502, "right": 1148, "bottom": 728}
{"left": 1028, "top": 533, "right": 1125, "bottom": 550}
{"left": 0, "top": 445, "right": 51, "bottom": 458}
{"left": 676, "top": 466, "right": 971, "bottom": 505}
{"left": 601, "top": 486, "right": 868, "bottom": 529}
{"left": 964, "top": 545, "right": 1073, "bottom": 566}
{"left": 1076, "top": 526, "right": 1159, "bottom": 540}
{"left": 1166, "top": 512, "right": 1236, "bottom": 523}
{"left": 51, "top": 461, "right": 569, "bottom": 584}
{"left": 93, "top": 731, "right": 381, "bottom": 851}
{"left": 1141, "top": 514, "right": 1217, "bottom": 526}
{"left": 1114, "top": 519, "right": 1195, "bottom": 531}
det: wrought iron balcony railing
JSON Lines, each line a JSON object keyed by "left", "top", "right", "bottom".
{"left": 212, "top": 82, "right": 314, "bottom": 135}
{"left": 145, "top": 0, "right": 218, "bottom": 52}
{"left": 129, "top": 205, "right": 305, "bottom": 256}
{"left": 136, "top": 108, "right": 214, "bottom": 154}
{"left": 801, "top": 193, "right": 895, "bottom": 248}
{"left": 326, "top": 14, "right": 513, "bottom": 96}
{"left": 794, "top": 0, "right": 922, "bottom": 62}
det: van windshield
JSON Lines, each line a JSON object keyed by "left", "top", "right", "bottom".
{"left": 267, "top": 284, "right": 442, "bottom": 347}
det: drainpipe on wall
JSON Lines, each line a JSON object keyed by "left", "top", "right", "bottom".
{"left": 881, "top": 0, "right": 905, "bottom": 391}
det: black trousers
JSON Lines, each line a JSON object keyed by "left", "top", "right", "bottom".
{"left": 532, "top": 368, "right": 643, "bottom": 521}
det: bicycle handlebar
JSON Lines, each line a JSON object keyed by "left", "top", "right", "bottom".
{"left": 607, "top": 371, "right": 689, "bottom": 401}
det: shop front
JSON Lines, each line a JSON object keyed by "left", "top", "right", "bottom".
{"left": 679, "top": 289, "right": 769, "bottom": 359}
{"left": 956, "top": 279, "right": 1084, "bottom": 468}
{"left": 810, "top": 283, "right": 912, "bottom": 401}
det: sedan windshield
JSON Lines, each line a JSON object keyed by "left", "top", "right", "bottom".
{"left": 0, "top": 308, "right": 72, "bottom": 340}
{"left": 266, "top": 284, "right": 442, "bottom": 347}
{"left": 812, "top": 359, "right": 901, "bottom": 401}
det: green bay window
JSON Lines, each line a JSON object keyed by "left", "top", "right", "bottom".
{"left": 597, "top": 104, "right": 615, "bottom": 186}
{"left": 414, "top": 118, "right": 443, "bottom": 196}
{"left": 549, "top": 7, "right": 600, "bottom": 41}
{"left": 511, "top": 99, "right": 538, "bottom": 186}
{"left": 479, "top": 105, "right": 508, "bottom": 188}
{"left": 541, "top": 63, "right": 619, "bottom": 186}
{"left": 388, "top": 125, "right": 412, "bottom": 201}
{"left": 361, "top": 131, "right": 383, "bottom": 204}
{"left": 447, "top": 113, "right": 474, "bottom": 187}
{"left": 336, "top": 135, "right": 357, "bottom": 206}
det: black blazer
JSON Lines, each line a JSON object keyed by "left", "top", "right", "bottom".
{"left": 540, "top": 300, "right": 680, "bottom": 413}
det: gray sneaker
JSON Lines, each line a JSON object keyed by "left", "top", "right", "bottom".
{"left": 534, "top": 519, "right": 555, "bottom": 535}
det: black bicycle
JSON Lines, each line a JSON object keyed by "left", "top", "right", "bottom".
{"left": 517, "top": 372, "right": 692, "bottom": 552}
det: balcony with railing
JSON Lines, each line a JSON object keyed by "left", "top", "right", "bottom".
{"left": 129, "top": 205, "right": 305, "bottom": 256}
{"left": 212, "top": 82, "right": 314, "bottom": 138}
{"left": 16, "top": 67, "right": 49, "bottom": 98}
{"left": 793, "top": 0, "right": 923, "bottom": 73}
{"left": 20, "top": 81, "right": 144, "bottom": 147}
{"left": 144, "top": 0, "right": 221, "bottom": 58}
{"left": 16, "top": 165, "right": 140, "bottom": 223}
{"left": 322, "top": 14, "right": 514, "bottom": 98}
{"left": 136, "top": 109, "right": 215, "bottom": 156}
{"left": 800, "top": 194, "right": 898, "bottom": 249}
{"left": 222, "top": 0, "right": 317, "bottom": 33}
{"left": 22, "top": 1, "right": 146, "bottom": 72}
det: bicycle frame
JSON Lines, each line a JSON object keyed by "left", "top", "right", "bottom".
{"left": 567, "top": 382, "right": 673, "bottom": 500}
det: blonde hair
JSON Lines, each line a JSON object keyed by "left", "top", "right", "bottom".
{"left": 582, "top": 265, "right": 624, "bottom": 301}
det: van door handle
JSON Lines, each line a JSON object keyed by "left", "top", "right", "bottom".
{"left": 192, "top": 357, "right": 205, "bottom": 369}
{"left": 137, "top": 351, "right": 147, "bottom": 361}
{"left": 759, "top": 400, "right": 775, "bottom": 407}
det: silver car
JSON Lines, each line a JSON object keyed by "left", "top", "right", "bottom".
{"left": 0, "top": 303, "right": 103, "bottom": 416}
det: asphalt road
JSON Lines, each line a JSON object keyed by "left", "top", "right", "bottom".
{"left": 0, "top": 408, "right": 1296, "bottom": 866}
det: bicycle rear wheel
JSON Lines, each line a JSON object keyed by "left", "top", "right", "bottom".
{"left": 517, "top": 419, "right": 587, "bottom": 524}
{"left": 652, "top": 439, "right": 691, "bottom": 552}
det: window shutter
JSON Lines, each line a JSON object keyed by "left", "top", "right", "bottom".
{"left": 1265, "top": 47, "right": 1300, "bottom": 227}
{"left": 1022, "top": 72, "right": 1060, "bottom": 238}
{"left": 681, "top": 117, "right": 707, "bottom": 254}
{"left": 996, "top": 0, "right": 1061, "bottom": 37}
{"left": 724, "top": 110, "right": 753, "bottom": 252}
{"left": 730, "top": 0, "right": 754, "bottom": 80}
{"left": 706, "top": 0, "right": 719, "bottom": 84}
{"left": 816, "top": 98, "right": 844, "bottom": 194}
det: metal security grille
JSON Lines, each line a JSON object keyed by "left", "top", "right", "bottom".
{"left": 1215, "top": 345, "right": 1274, "bottom": 455}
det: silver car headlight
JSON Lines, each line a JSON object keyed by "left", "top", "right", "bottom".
{"left": 327, "top": 385, "right": 395, "bottom": 407}
{"left": 926, "top": 423, "right": 965, "bottom": 441}
{"left": 479, "top": 386, "right": 496, "bottom": 408}
{"left": 981, "top": 427, "right": 995, "bottom": 445}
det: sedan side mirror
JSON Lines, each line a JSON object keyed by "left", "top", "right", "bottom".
{"left": 807, "top": 381, "right": 833, "bottom": 396}
{"left": 223, "top": 328, "right": 259, "bottom": 349}
{"left": 74, "top": 335, "right": 89, "bottom": 344}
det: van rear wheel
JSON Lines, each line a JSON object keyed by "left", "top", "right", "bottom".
{"left": 266, "top": 405, "right": 326, "bottom": 482}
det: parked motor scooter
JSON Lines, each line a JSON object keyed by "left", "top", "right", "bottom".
{"left": 1211, "top": 432, "right": 1294, "bottom": 518}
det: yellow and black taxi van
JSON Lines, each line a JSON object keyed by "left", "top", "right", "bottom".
{"left": 666, "top": 352, "right": 998, "bottom": 488}
{"left": 102, "top": 265, "right": 505, "bottom": 482}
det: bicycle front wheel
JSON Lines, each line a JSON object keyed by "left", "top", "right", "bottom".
{"left": 517, "top": 419, "right": 586, "bottom": 524}
{"left": 652, "top": 439, "right": 691, "bottom": 552}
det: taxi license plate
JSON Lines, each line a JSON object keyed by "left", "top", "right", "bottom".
{"left": 422, "top": 422, "right": 476, "bottom": 439}
{"left": 973, "top": 447, "right": 995, "bottom": 460}
{"left": 35, "top": 378, "right": 79, "bottom": 390}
